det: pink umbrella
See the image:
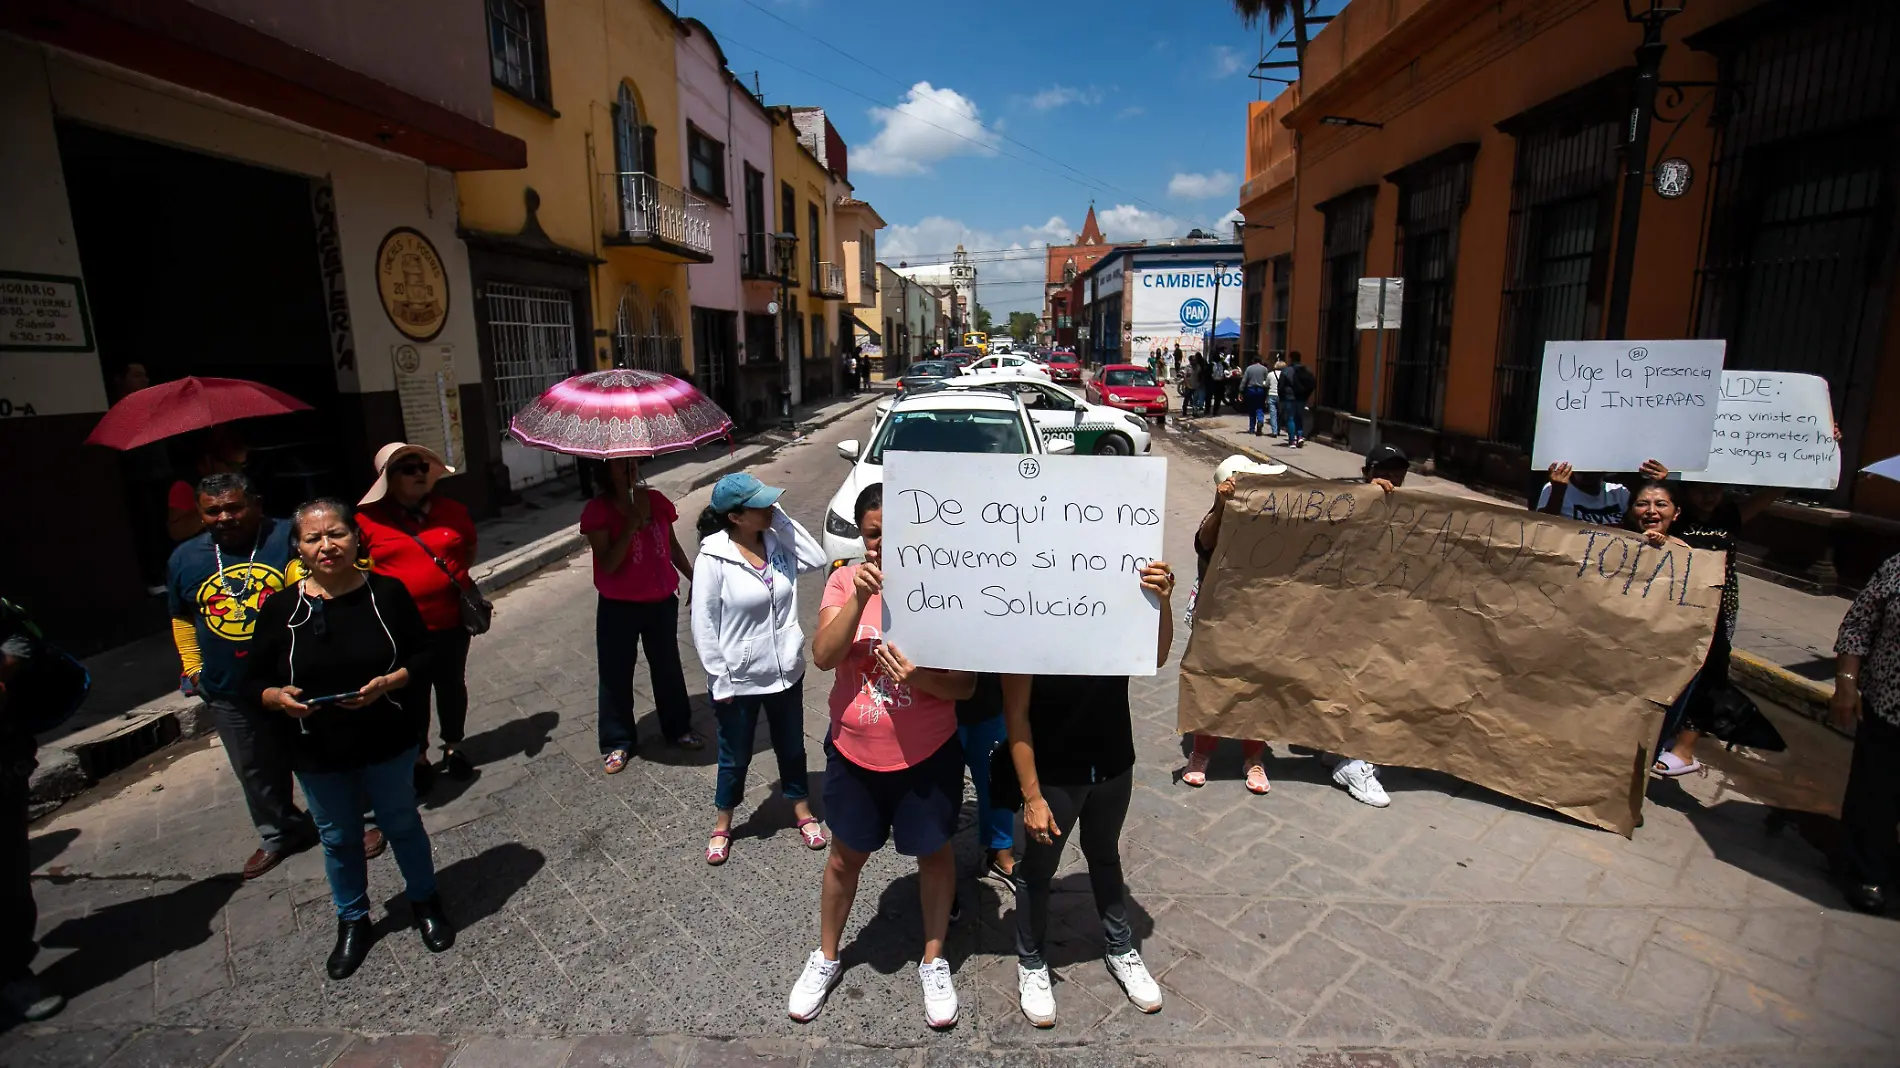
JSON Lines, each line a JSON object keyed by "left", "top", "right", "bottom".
{"left": 507, "top": 369, "right": 733, "bottom": 459}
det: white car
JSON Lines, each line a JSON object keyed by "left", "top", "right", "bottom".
{"left": 938, "top": 375, "right": 1151, "bottom": 455}
{"left": 963, "top": 352, "right": 1051, "bottom": 380}
{"left": 822, "top": 387, "right": 1070, "bottom": 563}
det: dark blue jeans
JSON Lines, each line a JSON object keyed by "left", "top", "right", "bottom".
{"left": 958, "top": 716, "right": 1014, "bottom": 852}
{"left": 1244, "top": 386, "right": 1268, "bottom": 432}
{"left": 596, "top": 594, "right": 694, "bottom": 754}
{"left": 1280, "top": 396, "right": 1304, "bottom": 441}
{"left": 297, "top": 747, "right": 437, "bottom": 920}
{"left": 712, "top": 678, "right": 810, "bottom": 811}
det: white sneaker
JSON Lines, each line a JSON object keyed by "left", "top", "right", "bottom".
{"left": 1018, "top": 964, "right": 1055, "bottom": 1027}
{"left": 1333, "top": 759, "right": 1391, "bottom": 808}
{"left": 1105, "top": 949, "right": 1163, "bottom": 1012}
{"left": 787, "top": 950, "right": 842, "bottom": 1021}
{"left": 918, "top": 956, "right": 959, "bottom": 1028}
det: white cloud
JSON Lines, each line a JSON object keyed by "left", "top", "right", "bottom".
{"left": 855, "top": 82, "right": 999, "bottom": 177}
{"left": 1117, "top": 106, "right": 1145, "bottom": 120}
{"left": 878, "top": 217, "right": 1065, "bottom": 316}
{"left": 1097, "top": 204, "right": 1191, "bottom": 243}
{"left": 1024, "top": 85, "right": 1102, "bottom": 111}
{"left": 1168, "top": 170, "right": 1238, "bottom": 200}
{"left": 1210, "top": 46, "right": 1246, "bottom": 78}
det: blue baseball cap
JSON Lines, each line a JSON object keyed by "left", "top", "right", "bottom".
{"left": 711, "top": 472, "right": 784, "bottom": 513}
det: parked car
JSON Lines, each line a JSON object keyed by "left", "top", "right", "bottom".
{"left": 964, "top": 352, "right": 1051, "bottom": 380}
{"left": 822, "top": 388, "right": 1070, "bottom": 562}
{"left": 1044, "top": 351, "right": 1082, "bottom": 383}
{"left": 940, "top": 374, "right": 1150, "bottom": 455}
{"left": 896, "top": 359, "right": 959, "bottom": 394}
{"left": 1086, "top": 364, "right": 1169, "bottom": 420}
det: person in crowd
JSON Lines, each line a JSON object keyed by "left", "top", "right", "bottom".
{"left": 1536, "top": 459, "right": 1668, "bottom": 525}
{"left": 1241, "top": 354, "right": 1271, "bottom": 435}
{"left": 105, "top": 360, "right": 150, "bottom": 403}
{"left": 357, "top": 443, "right": 478, "bottom": 795}
{"left": 691, "top": 473, "right": 829, "bottom": 866}
{"left": 950, "top": 673, "right": 1016, "bottom": 922}
{"left": 1281, "top": 352, "right": 1314, "bottom": 447}
{"left": 1003, "top": 560, "right": 1176, "bottom": 1027}
{"left": 170, "top": 473, "right": 362, "bottom": 878}
{"left": 1199, "top": 353, "right": 1220, "bottom": 415}
{"left": 1264, "top": 357, "right": 1284, "bottom": 438}
{"left": 244, "top": 498, "right": 450, "bottom": 980}
{"left": 1181, "top": 355, "right": 1202, "bottom": 416}
{"left": 787, "top": 483, "right": 975, "bottom": 1028}
{"left": 1172, "top": 343, "right": 1183, "bottom": 382}
{"left": 1182, "top": 457, "right": 1278, "bottom": 795}
{"left": 1833, "top": 550, "right": 1900, "bottom": 915}
{"left": 1, "top": 596, "right": 90, "bottom": 1022}
{"left": 166, "top": 427, "right": 248, "bottom": 541}
{"left": 583, "top": 457, "right": 701, "bottom": 775}
{"left": 1652, "top": 481, "right": 1786, "bottom": 777}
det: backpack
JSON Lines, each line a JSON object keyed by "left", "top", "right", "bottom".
{"left": 1289, "top": 364, "right": 1317, "bottom": 400}
{"left": 0, "top": 597, "right": 90, "bottom": 738}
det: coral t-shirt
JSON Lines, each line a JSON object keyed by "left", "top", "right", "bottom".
{"left": 579, "top": 490, "right": 680, "bottom": 603}
{"left": 820, "top": 565, "right": 958, "bottom": 772}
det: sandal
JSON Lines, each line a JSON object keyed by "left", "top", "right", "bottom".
{"left": 1245, "top": 763, "right": 1271, "bottom": 795}
{"left": 1652, "top": 751, "right": 1703, "bottom": 778}
{"left": 1182, "top": 750, "right": 1210, "bottom": 787}
{"left": 796, "top": 817, "right": 827, "bottom": 850}
{"left": 706, "top": 829, "right": 732, "bottom": 866}
{"left": 603, "top": 750, "right": 629, "bottom": 775}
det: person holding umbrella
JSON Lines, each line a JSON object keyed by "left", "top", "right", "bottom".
{"left": 357, "top": 443, "right": 479, "bottom": 794}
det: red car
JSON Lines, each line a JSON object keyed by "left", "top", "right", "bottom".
{"left": 1045, "top": 352, "right": 1082, "bottom": 383}
{"left": 1087, "top": 364, "right": 1168, "bottom": 418}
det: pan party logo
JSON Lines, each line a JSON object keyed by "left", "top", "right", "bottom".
{"left": 376, "top": 227, "right": 449, "bottom": 342}
{"left": 194, "top": 562, "right": 290, "bottom": 641}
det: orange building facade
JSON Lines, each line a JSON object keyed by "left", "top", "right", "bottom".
{"left": 1237, "top": 0, "right": 1899, "bottom": 589}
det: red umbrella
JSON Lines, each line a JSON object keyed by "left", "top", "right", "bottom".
{"left": 508, "top": 369, "right": 733, "bottom": 459}
{"left": 84, "top": 376, "right": 312, "bottom": 450}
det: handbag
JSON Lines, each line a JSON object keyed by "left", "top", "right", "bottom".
{"left": 392, "top": 521, "right": 492, "bottom": 636}
{"left": 1707, "top": 684, "right": 1786, "bottom": 752}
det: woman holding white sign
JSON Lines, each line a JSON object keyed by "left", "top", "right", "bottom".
{"left": 1000, "top": 560, "right": 1177, "bottom": 1028}
{"left": 786, "top": 483, "right": 977, "bottom": 1029}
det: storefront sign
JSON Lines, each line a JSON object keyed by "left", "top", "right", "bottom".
{"left": 1530, "top": 340, "right": 1725, "bottom": 472}
{"left": 1130, "top": 267, "right": 1243, "bottom": 351}
{"left": 0, "top": 271, "right": 93, "bottom": 352}
{"left": 375, "top": 228, "right": 449, "bottom": 342}
{"left": 392, "top": 343, "right": 465, "bottom": 468}
{"left": 311, "top": 183, "right": 358, "bottom": 380}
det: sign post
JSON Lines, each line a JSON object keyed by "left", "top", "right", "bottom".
{"left": 1356, "top": 278, "right": 1403, "bottom": 452}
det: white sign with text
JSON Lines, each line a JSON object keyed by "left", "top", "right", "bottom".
{"left": 1530, "top": 339, "right": 1725, "bottom": 471}
{"left": 881, "top": 451, "right": 1169, "bottom": 676}
{"left": 1683, "top": 372, "right": 1839, "bottom": 489}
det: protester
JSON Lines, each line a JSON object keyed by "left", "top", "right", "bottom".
{"left": 166, "top": 427, "right": 248, "bottom": 541}
{"left": 691, "top": 473, "right": 829, "bottom": 866}
{"left": 1281, "top": 352, "right": 1314, "bottom": 447}
{"left": 583, "top": 457, "right": 701, "bottom": 774}
{"left": 357, "top": 443, "right": 478, "bottom": 794}
{"left": 1241, "top": 354, "right": 1270, "bottom": 435}
{"left": 1182, "top": 457, "right": 1280, "bottom": 795}
{"left": 1833, "top": 550, "right": 1900, "bottom": 915}
{"left": 1003, "top": 561, "right": 1175, "bottom": 1027}
{"left": 169, "top": 473, "right": 350, "bottom": 878}
{"left": 1652, "top": 481, "right": 1786, "bottom": 777}
{"left": 1536, "top": 459, "right": 1668, "bottom": 525}
{"left": 1, "top": 596, "right": 90, "bottom": 1022}
{"left": 787, "top": 483, "right": 975, "bottom": 1028}
{"left": 245, "top": 499, "right": 450, "bottom": 980}
{"left": 952, "top": 673, "right": 1016, "bottom": 918}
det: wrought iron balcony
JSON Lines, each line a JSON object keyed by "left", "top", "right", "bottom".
{"left": 815, "top": 261, "right": 846, "bottom": 298}
{"left": 600, "top": 172, "right": 714, "bottom": 261}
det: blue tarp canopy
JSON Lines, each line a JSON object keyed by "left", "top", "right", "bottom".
{"left": 1212, "top": 317, "right": 1241, "bottom": 339}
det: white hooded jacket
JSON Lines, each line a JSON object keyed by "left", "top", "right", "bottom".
{"left": 690, "top": 506, "right": 828, "bottom": 701}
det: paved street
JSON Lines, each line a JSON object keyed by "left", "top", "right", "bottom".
{"left": 8, "top": 404, "right": 1899, "bottom": 1068}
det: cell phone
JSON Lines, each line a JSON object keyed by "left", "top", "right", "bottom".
{"left": 299, "top": 692, "right": 359, "bottom": 708}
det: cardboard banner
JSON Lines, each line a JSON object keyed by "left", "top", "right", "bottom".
{"left": 1684, "top": 371, "right": 1840, "bottom": 489}
{"left": 1530, "top": 339, "right": 1725, "bottom": 472}
{"left": 1178, "top": 478, "right": 1721, "bottom": 835}
{"left": 882, "top": 451, "right": 1168, "bottom": 676}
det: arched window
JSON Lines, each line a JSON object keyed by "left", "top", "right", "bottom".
{"left": 614, "top": 283, "right": 683, "bottom": 373}
{"left": 614, "top": 83, "right": 643, "bottom": 175}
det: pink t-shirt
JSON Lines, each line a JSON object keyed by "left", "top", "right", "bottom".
{"left": 580, "top": 490, "right": 680, "bottom": 602}
{"left": 820, "top": 565, "right": 958, "bottom": 772}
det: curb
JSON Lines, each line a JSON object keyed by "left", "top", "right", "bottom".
{"left": 28, "top": 388, "right": 892, "bottom": 813}
{"left": 1172, "top": 417, "right": 1331, "bottom": 480}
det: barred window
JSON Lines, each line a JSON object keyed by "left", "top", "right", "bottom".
{"left": 487, "top": 0, "right": 548, "bottom": 105}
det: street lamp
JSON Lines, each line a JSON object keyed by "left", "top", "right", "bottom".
{"left": 773, "top": 230, "right": 798, "bottom": 428}
{"left": 1208, "top": 260, "right": 1228, "bottom": 366}
{"left": 1604, "top": 0, "right": 1688, "bottom": 339}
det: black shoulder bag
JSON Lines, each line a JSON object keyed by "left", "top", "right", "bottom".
{"left": 393, "top": 522, "right": 492, "bottom": 636}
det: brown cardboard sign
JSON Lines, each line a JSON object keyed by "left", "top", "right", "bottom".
{"left": 1177, "top": 478, "right": 1720, "bottom": 836}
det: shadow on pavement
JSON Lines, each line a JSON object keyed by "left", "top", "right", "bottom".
{"left": 417, "top": 842, "right": 546, "bottom": 934}
{"left": 636, "top": 693, "right": 719, "bottom": 769}
{"left": 423, "top": 711, "right": 562, "bottom": 810}
{"left": 730, "top": 769, "right": 830, "bottom": 844}
{"left": 36, "top": 875, "right": 241, "bottom": 1002}
{"left": 28, "top": 828, "right": 79, "bottom": 871}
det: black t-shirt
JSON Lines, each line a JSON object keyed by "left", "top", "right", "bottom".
{"left": 957, "top": 672, "right": 1004, "bottom": 727}
{"left": 1673, "top": 499, "right": 1742, "bottom": 629}
{"left": 1027, "top": 674, "right": 1135, "bottom": 786}
{"left": 243, "top": 573, "right": 429, "bottom": 773}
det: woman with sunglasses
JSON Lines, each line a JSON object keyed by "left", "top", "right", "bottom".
{"left": 357, "top": 443, "right": 479, "bottom": 795}
{"left": 244, "top": 498, "right": 450, "bottom": 981}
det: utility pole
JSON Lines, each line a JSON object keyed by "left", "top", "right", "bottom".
{"left": 1604, "top": 2, "right": 1679, "bottom": 340}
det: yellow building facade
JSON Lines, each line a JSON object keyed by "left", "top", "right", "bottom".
{"left": 771, "top": 108, "right": 848, "bottom": 404}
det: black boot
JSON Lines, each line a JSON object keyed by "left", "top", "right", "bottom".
{"left": 413, "top": 758, "right": 437, "bottom": 798}
{"left": 1843, "top": 881, "right": 1887, "bottom": 915}
{"left": 412, "top": 894, "right": 455, "bottom": 952}
{"left": 326, "top": 917, "right": 375, "bottom": 980}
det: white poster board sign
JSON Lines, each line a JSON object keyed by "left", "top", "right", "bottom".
{"left": 1683, "top": 372, "right": 1839, "bottom": 489}
{"left": 392, "top": 343, "right": 465, "bottom": 469}
{"left": 881, "top": 451, "right": 1168, "bottom": 676}
{"left": 1355, "top": 277, "right": 1403, "bottom": 329}
{"left": 1530, "top": 339, "right": 1725, "bottom": 471}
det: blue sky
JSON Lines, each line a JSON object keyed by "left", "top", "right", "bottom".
{"left": 677, "top": 0, "right": 1321, "bottom": 314}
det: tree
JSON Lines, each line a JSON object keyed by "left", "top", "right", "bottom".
{"left": 1007, "top": 311, "right": 1039, "bottom": 341}
{"left": 1232, "top": 0, "right": 1311, "bottom": 70}
{"left": 974, "top": 305, "right": 993, "bottom": 334}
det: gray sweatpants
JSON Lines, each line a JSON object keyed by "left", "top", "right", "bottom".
{"left": 206, "top": 694, "right": 311, "bottom": 852}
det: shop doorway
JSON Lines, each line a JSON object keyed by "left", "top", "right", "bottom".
{"left": 57, "top": 123, "right": 340, "bottom": 584}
